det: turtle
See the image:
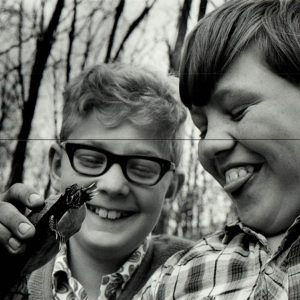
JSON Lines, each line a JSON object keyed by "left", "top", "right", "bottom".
{"left": 0, "top": 182, "right": 97, "bottom": 299}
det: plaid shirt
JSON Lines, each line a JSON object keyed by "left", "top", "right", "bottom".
{"left": 135, "top": 217, "right": 300, "bottom": 300}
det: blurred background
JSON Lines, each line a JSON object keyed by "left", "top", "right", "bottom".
{"left": 0, "top": 0, "right": 233, "bottom": 240}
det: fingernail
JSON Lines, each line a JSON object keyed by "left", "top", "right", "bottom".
{"left": 18, "top": 222, "right": 32, "bottom": 234}
{"left": 8, "top": 237, "right": 22, "bottom": 250}
{"left": 29, "top": 193, "right": 42, "bottom": 204}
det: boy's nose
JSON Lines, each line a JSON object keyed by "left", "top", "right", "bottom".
{"left": 198, "top": 123, "right": 235, "bottom": 161}
{"left": 199, "top": 138, "right": 235, "bottom": 161}
{"left": 96, "top": 164, "right": 130, "bottom": 197}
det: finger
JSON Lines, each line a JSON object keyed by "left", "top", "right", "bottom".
{"left": 2, "top": 183, "right": 44, "bottom": 211}
{"left": 0, "top": 223, "right": 16, "bottom": 253}
{"left": 0, "top": 201, "right": 35, "bottom": 240}
{"left": 0, "top": 222, "right": 27, "bottom": 254}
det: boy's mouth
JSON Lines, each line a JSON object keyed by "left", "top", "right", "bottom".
{"left": 86, "top": 203, "right": 134, "bottom": 220}
{"left": 223, "top": 164, "right": 262, "bottom": 194}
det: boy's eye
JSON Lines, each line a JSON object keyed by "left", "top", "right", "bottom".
{"left": 77, "top": 155, "right": 105, "bottom": 167}
{"left": 128, "top": 160, "right": 160, "bottom": 178}
{"left": 74, "top": 150, "right": 107, "bottom": 168}
{"left": 230, "top": 106, "right": 248, "bottom": 121}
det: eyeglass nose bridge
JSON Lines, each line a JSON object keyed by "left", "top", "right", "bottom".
{"left": 101, "top": 152, "right": 132, "bottom": 182}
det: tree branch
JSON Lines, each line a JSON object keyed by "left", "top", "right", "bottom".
{"left": 17, "top": 0, "right": 25, "bottom": 104}
{"left": 168, "top": 0, "right": 192, "bottom": 73}
{"left": 66, "top": 0, "right": 78, "bottom": 83}
{"left": 198, "top": 0, "right": 208, "bottom": 20}
{"left": 113, "top": 0, "right": 157, "bottom": 61}
{"left": 104, "top": 0, "right": 125, "bottom": 63}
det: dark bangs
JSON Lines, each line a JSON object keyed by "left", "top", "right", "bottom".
{"left": 179, "top": 0, "right": 300, "bottom": 109}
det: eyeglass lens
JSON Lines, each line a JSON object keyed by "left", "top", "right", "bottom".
{"left": 73, "top": 148, "right": 161, "bottom": 184}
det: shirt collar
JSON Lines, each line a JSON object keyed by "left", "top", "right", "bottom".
{"left": 98, "top": 235, "right": 151, "bottom": 299}
{"left": 52, "top": 243, "right": 71, "bottom": 291}
{"left": 52, "top": 235, "right": 151, "bottom": 296}
{"left": 223, "top": 215, "right": 300, "bottom": 251}
{"left": 112, "top": 234, "right": 151, "bottom": 289}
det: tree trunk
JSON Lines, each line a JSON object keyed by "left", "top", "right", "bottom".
{"left": 6, "top": 0, "right": 65, "bottom": 188}
{"left": 66, "top": 0, "right": 78, "bottom": 83}
{"left": 168, "top": 0, "right": 192, "bottom": 73}
{"left": 198, "top": 0, "right": 208, "bottom": 20}
{"left": 104, "top": 0, "right": 125, "bottom": 63}
{"left": 113, "top": 0, "right": 157, "bottom": 61}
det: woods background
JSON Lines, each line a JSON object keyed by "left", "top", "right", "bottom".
{"left": 0, "top": 0, "right": 233, "bottom": 240}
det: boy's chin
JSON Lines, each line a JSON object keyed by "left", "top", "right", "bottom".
{"left": 81, "top": 232, "right": 139, "bottom": 259}
{"left": 242, "top": 218, "right": 290, "bottom": 237}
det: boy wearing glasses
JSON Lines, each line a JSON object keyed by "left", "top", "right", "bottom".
{"left": 0, "top": 63, "right": 192, "bottom": 299}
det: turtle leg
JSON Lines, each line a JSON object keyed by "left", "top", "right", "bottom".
{"left": 49, "top": 215, "right": 65, "bottom": 250}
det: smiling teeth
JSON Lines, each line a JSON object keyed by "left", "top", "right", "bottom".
{"left": 99, "top": 208, "right": 122, "bottom": 220}
{"left": 225, "top": 166, "right": 254, "bottom": 185}
{"left": 87, "top": 205, "right": 126, "bottom": 220}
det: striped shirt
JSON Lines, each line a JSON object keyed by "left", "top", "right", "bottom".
{"left": 135, "top": 218, "right": 300, "bottom": 300}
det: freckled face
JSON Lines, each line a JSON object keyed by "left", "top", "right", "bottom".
{"left": 56, "top": 112, "right": 173, "bottom": 260}
{"left": 192, "top": 48, "right": 300, "bottom": 235}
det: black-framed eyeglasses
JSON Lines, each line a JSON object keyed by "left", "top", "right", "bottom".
{"left": 60, "top": 142, "right": 176, "bottom": 186}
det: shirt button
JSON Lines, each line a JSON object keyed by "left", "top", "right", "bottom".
{"left": 265, "top": 265, "right": 274, "bottom": 275}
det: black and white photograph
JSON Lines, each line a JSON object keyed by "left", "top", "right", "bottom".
{"left": 0, "top": 0, "right": 299, "bottom": 299}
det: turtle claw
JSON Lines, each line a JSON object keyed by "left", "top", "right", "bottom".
{"left": 49, "top": 215, "right": 60, "bottom": 240}
{"left": 49, "top": 215, "right": 66, "bottom": 250}
{"left": 82, "top": 182, "right": 98, "bottom": 198}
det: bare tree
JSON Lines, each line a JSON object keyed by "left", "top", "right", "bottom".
{"left": 17, "top": 0, "right": 25, "bottom": 103}
{"left": 80, "top": 8, "right": 108, "bottom": 70}
{"left": 198, "top": 0, "right": 208, "bottom": 20}
{"left": 65, "top": 0, "right": 78, "bottom": 83}
{"left": 168, "top": 0, "right": 192, "bottom": 73}
{"left": 6, "top": 0, "right": 65, "bottom": 187}
{"left": 112, "top": 0, "right": 158, "bottom": 61}
{"left": 105, "top": 0, "right": 125, "bottom": 63}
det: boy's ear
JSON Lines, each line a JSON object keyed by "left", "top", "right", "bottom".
{"left": 48, "top": 143, "right": 63, "bottom": 193}
{"left": 166, "top": 170, "right": 185, "bottom": 199}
